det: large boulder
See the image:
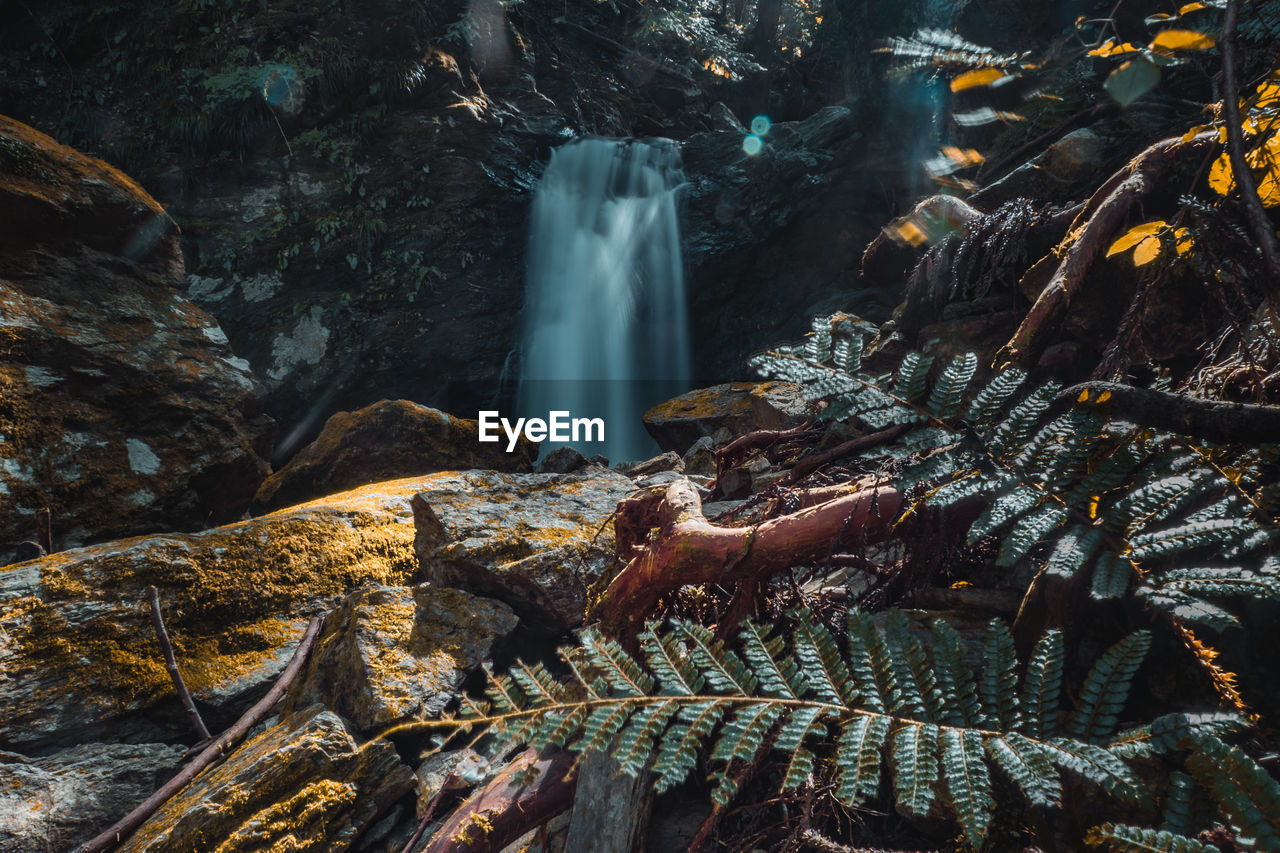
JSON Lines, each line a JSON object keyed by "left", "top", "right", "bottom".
{"left": 0, "top": 476, "right": 439, "bottom": 750}
{"left": 285, "top": 584, "right": 518, "bottom": 733}
{"left": 412, "top": 467, "right": 634, "bottom": 633}
{"left": 252, "top": 399, "right": 536, "bottom": 513}
{"left": 0, "top": 742, "right": 186, "bottom": 853}
{"left": 643, "top": 381, "right": 810, "bottom": 455}
{"left": 118, "top": 707, "right": 412, "bottom": 853}
{"left": 0, "top": 115, "right": 273, "bottom": 549}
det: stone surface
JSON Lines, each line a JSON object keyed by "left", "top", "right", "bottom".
{"left": 286, "top": 584, "right": 517, "bottom": 733}
{"left": 0, "top": 115, "right": 273, "bottom": 548}
{"left": 0, "top": 742, "right": 186, "bottom": 853}
{"left": 616, "top": 451, "right": 684, "bottom": 478}
{"left": 252, "top": 399, "right": 536, "bottom": 513}
{"left": 970, "top": 128, "right": 1107, "bottom": 210}
{"left": 118, "top": 707, "right": 413, "bottom": 853}
{"left": 643, "top": 382, "right": 808, "bottom": 455}
{"left": 412, "top": 468, "right": 634, "bottom": 632}
{"left": 0, "top": 475, "right": 442, "bottom": 749}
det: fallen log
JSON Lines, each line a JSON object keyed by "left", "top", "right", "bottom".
{"left": 1054, "top": 381, "right": 1280, "bottom": 444}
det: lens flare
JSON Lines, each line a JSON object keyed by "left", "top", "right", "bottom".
{"left": 750, "top": 115, "right": 772, "bottom": 136}
{"left": 742, "top": 134, "right": 763, "bottom": 155}
{"left": 260, "top": 65, "right": 304, "bottom": 114}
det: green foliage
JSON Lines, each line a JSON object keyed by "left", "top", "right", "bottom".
{"left": 750, "top": 317, "right": 1280, "bottom": 639}
{"left": 452, "top": 608, "right": 1248, "bottom": 850}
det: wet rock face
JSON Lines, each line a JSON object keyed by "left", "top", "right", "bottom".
{"left": 0, "top": 115, "right": 273, "bottom": 549}
{"left": 118, "top": 707, "right": 413, "bottom": 853}
{"left": 252, "top": 399, "right": 537, "bottom": 513}
{"left": 286, "top": 584, "right": 518, "bottom": 733}
{"left": 0, "top": 742, "right": 186, "bottom": 853}
{"left": 412, "top": 467, "right": 634, "bottom": 633}
{"left": 0, "top": 475, "right": 439, "bottom": 750}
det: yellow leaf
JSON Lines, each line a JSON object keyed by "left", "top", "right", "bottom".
{"left": 941, "top": 146, "right": 985, "bottom": 167}
{"left": 1107, "top": 220, "right": 1167, "bottom": 256}
{"left": 890, "top": 219, "right": 928, "bottom": 247}
{"left": 1089, "top": 40, "right": 1143, "bottom": 58}
{"left": 1150, "top": 29, "right": 1216, "bottom": 51}
{"left": 1078, "top": 389, "right": 1091, "bottom": 403}
{"left": 1178, "top": 1, "right": 1208, "bottom": 12}
{"left": 1208, "top": 151, "right": 1234, "bottom": 196}
{"left": 1088, "top": 496, "right": 1100, "bottom": 519}
{"left": 1133, "top": 236, "right": 1162, "bottom": 266}
{"left": 949, "top": 581, "right": 972, "bottom": 589}
{"left": 1174, "top": 227, "right": 1194, "bottom": 254}
{"left": 951, "top": 68, "right": 1008, "bottom": 92}
{"left": 1097, "top": 390, "right": 1112, "bottom": 403}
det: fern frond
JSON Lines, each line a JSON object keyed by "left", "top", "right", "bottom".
{"left": 1047, "top": 526, "right": 1105, "bottom": 581}
{"left": 776, "top": 706, "right": 829, "bottom": 791}
{"left": 672, "top": 620, "right": 757, "bottom": 696}
{"left": 980, "top": 619, "right": 1022, "bottom": 731}
{"left": 986, "top": 732, "right": 1062, "bottom": 807}
{"left": 791, "top": 609, "right": 858, "bottom": 706}
{"left": 942, "top": 728, "right": 994, "bottom": 849}
{"left": 582, "top": 629, "right": 653, "bottom": 697}
{"left": 884, "top": 610, "right": 937, "bottom": 721}
{"left": 640, "top": 626, "right": 703, "bottom": 696}
{"left": 613, "top": 699, "right": 680, "bottom": 778}
{"left": 1160, "top": 771, "right": 1197, "bottom": 837}
{"left": 1040, "top": 738, "right": 1146, "bottom": 802}
{"left": 1019, "top": 629, "right": 1064, "bottom": 739}
{"left": 968, "top": 485, "right": 1043, "bottom": 543}
{"left": 653, "top": 700, "right": 727, "bottom": 792}
{"left": 836, "top": 713, "right": 891, "bottom": 804}
{"left": 739, "top": 621, "right": 806, "bottom": 700}
{"left": 892, "top": 722, "right": 940, "bottom": 815}
{"left": 846, "top": 610, "right": 896, "bottom": 713}
{"left": 1091, "top": 552, "right": 1133, "bottom": 600}
{"left": 931, "top": 620, "right": 984, "bottom": 728}
{"left": 966, "top": 365, "right": 1028, "bottom": 428}
{"left": 1067, "top": 631, "right": 1153, "bottom": 743}
{"left": 997, "top": 503, "right": 1069, "bottom": 567}
{"left": 1129, "top": 518, "right": 1251, "bottom": 561}
{"left": 928, "top": 352, "right": 978, "bottom": 419}
{"left": 1085, "top": 823, "right": 1208, "bottom": 852}
{"left": 893, "top": 351, "right": 934, "bottom": 404}
{"left": 1184, "top": 735, "right": 1280, "bottom": 850}
{"left": 986, "top": 382, "right": 1060, "bottom": 461}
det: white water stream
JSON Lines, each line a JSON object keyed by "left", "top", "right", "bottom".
{"left": 518, "top": 138, "right": 690, "bottom": 462}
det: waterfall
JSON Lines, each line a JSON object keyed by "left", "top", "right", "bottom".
{"left": 518, "top": 138, "right": 690, "bottom": 463}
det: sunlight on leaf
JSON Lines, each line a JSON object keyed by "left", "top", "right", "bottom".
{"left": 1089, "top": 40, "right": 1142, "bottom": 58}
{"left": 950, "top": 68, "right": 1009, "bottom": 92}
{"left": 1208, "top": 137, "right": 1280, "bottom": 207}
{"left": 1150, "top": 29, "right": 1216, "bottom": 51}
{"left": 1107, "top": 221, "right": 1166, "bottom": 256}
{"left": 1105, "top": 58, "right": 1161, "bottom": 107}
{"left": 1133, "top": 238, "right": 1161, "bottom": 266}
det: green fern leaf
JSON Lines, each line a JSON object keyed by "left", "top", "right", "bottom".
{"left": 776, "top": 706, "right": 828, "bottom": 790}
{"left": 1157, "top": 567, "right": 1280, "bottom": 601}
{"left": 806, "top": 315, "right": 833, "bottom": 363}
{"left": 942, "top": 728, "right": 994, "bottom": 849}
{"left": 893, "top": 351, "right": 935, "bottom": 403}
{"left": 1041, "top": 738, "right": 1146, "bottom": 802}
{"left": 509, "top": 661, "right": 567, "bottom": 705}
{"left": 968, "top": 485, "right": 1043, "bottom": 543}
{"left": 581, "top": 628, "right": 654, "bottom": 697}
{"left": 836, "top": 713, "right": 891, "bottom": 804}
{"left": 672, "top": 620, "right": 758, "bottom": 696}
{"left": 927, "top": 471, "right": 1010, "bottom": 508}
{"left": 884, "top": 610, "right": 936, "bottom": 721}
{"left": 1047, "top": 526, "right": 1104, "bottom": 581}
{"left": 930, "top": 620, "right": 984, "bottom": 727}
{"left": 782, "top": 746, "right": 816, "bottom": 792}
{"left": 1141, "top": 588, "right": 1241, "bottom": 631}
{"left": 998, "top": 503, "right": 1069, "bottom": 567}
{"left": 483, "top": 666, "right": 526, "bottom": 712}
{"left": 986, "top": 732, "right": 1062, "bottom": 807}
{"left": 531, "top": 705, "right": 590, "bottom": 750}
{"left": 846, "top": 611, "right": 897, "bottom": 713}
{"left": 791, "top": 609, "right": 858, "bottom": 706}
{"left": 641, "top": 627, "right": 703, "bottom": 696}
{"left": 1063, "top": 440, "right": 1147, "bottom": 511}
{"left": 578, "top": 701, "right": 638, "bottom": 755}
{"left": 710, "top": 702, "right": 784, "bottom": 784}
{"left": 653, "top": 700, "right": 728, "bottom": 793}
{"left": 1067, "top": 631, "right": 1152, "bottom": 743}
{"left": 966, "top": 365, "right": 1027, "bottom": 428}
{"left": 739, "top": 621, "right": 807, "bottom": 700}
{"left": 928, "top": 352, "right": 978, "bottom": 419}
{"left": 986, "top": 381, "right": 1060, "bottom": 461}
{"left": 1129, "top": 518, "right": 1249, "bottom": 561}
{"left": 1119, "top": 472, "right": 1217, "bottom": 536}
{"left": 892, "top": 722, "right": 940, "bottom": 816}
{"left": 980, "top": 619, "right": 1022, "bottom": 731}
{"left": 1019, "top": 629, "right": 1064, "bottom": 739}
{"left": 1112, "top": 711, "right": 1249, "bottom": 759}
{"left": 1160, "top": 771, "right": 1197, "bottom": 837}
{"left": 1091, "top": 552, "right": 1132, "bottom": 600}
{"left": 613, "top": 699, "right": 680, "bottom": 778}
{"left": 1084, "top": 823, "right": 1208, "bottom": 852}
{"left": 1185, "top": 735, "right": 1280, "bottom": 850}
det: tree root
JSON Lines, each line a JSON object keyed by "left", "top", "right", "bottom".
{"left": 592, "top": 479, "right": 904, "bottom": 638}
{"left": 714, "top": 423, "right": 814, "bottom": 478}
{"left": 785, "top": 423, "right": 912, "bottom": 484}
{"left": 79, "top": 616, "right": 325, "bottom": 853}
{"left": 422, "top": 747, "right": 577, "bottom": 853}
{"left": 999, "top": 131, "right": 1222, "bottom": 367}
{"left": 1055, "top": 381, "right": 1280, "bottom": 443}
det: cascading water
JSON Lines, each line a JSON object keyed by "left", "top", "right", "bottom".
{"left": 517, "top": 138, "right": 690, "bottom": 462}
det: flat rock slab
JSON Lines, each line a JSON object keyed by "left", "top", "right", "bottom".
{"left": 287, "top": 584, "right": 517, "bottom": 733}
{"left": 643, "top": 382, "right": 809, "bottom": 455}
{"left": 252, "top": 399, "right": 536, "bottom": 513}
{"left": 118, "top": 707, "right": 412, "bottom": 852}
{"left": 412, "top": 468, "right": 634, "bottom": 633}
{"left": 0, "top": 742, "right": 186, "bottom": 853}
{"left": 0, "top": 115, "right": 272, "bottom": 548}
{"left": 0, "top": 476, "right": 444, "bottom": 749}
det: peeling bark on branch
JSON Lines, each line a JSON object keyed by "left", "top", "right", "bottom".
{"left": 999, "top": 132, "right": 1222, "bottom": 367}
{"left": 592, "top": 479, "right": 905, "bottom": 638}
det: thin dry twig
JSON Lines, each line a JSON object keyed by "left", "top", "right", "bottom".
{"left": 78, "top": 616, "right": 325, "bottom": 853}
{"left": 146, "top": 586, "right": 212, "bottom": 745}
